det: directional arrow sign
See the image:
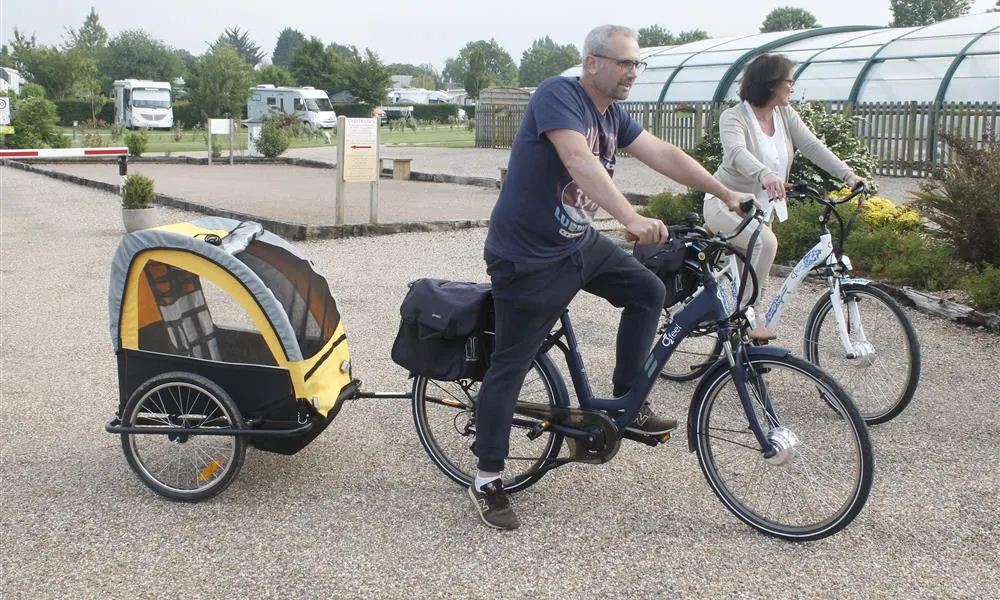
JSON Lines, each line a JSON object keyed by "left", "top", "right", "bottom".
{"left": 342, "top": 118, "right": 378, "bottom": 182}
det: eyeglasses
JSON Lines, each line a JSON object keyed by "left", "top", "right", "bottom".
{"left": 591, "top": 53, "right": 647, "bottom": 74}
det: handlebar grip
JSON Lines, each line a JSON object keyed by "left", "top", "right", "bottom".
{"left": 740, "top": 197, "right": 755, "bottom": 214}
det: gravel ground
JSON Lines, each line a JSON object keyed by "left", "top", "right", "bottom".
{"left": 2, "top": 167, "right": 998, "bottom": 599}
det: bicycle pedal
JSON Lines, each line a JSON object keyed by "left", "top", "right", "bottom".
{"left": 622, "top": 430, "right": 671, "bottom": 447}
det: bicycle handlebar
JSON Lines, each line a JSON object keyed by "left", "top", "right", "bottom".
{"left": 787, "top": 179, "right": 868, "bottom": 206}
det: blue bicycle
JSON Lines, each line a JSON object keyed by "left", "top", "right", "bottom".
{"left": 411, "top": 202, "right": 875, "bottom": 541}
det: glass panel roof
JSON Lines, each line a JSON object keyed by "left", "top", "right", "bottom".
{"left": 880, "top": 35, "right": 978, "bottom": 59}
{"left": 857, "top": 57, "right": 953, "bottom": 102}
{"left": 664, "top": 81, "right": 726, "bottom": 102}
{"left": 775, "top": 29, "right": 885, "bottom": 52}
{"left": 912, "top": 12, "right": 1000, "bottom": 37}
{"left": 682, "top": 49, "right": 748, "bottom": 66}
{"left": 944, "top": 56, "right": 1000, "bottom": 103}
{"left": 795, "top": 61, "right": 869, "bottom": 100}
{"left": 968, "top": 31, "right": 1000, "bottom": 54}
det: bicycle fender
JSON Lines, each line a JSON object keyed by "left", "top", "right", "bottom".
{"left": 535, "top": 352, "right": 571, "bottom": 409}
{"left": 685, "top": 345, "right": 792, "bottom": 452}
{"left": 841, "top": 277, "right": 871, "bottom": 286}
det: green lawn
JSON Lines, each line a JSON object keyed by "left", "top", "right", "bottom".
{"left": 59, "top": 124, "right": 475, "bottom": 153}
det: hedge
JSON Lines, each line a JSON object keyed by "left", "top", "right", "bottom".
{"left": 412, "top": 104, "right": 458, "bottom": 123}
{"left": 171, "top": 101, "right": 204, "bottom": 128}
{"left": 54, "top": 100, "right": 113, "bottom": 125}
{"left": 333, "top": 103, "right": 376, "bottom": 118}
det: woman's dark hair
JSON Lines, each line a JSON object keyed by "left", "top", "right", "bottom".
{"left": 739, "top": 54, "right": 795, "bottom": 107}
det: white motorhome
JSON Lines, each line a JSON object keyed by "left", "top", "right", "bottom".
{"left": 113, "top": 79, "right": 173, "bottom": 129}
{"left": 247, "top": 85, "right": 337, "bottom": 128}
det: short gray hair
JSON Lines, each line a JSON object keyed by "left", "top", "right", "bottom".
{"left": 583, "top": 25, "right": 638, "bottom": 57}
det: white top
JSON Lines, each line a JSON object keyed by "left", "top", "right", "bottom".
{"left": 743, "top": 101, "right": 789, "bottom": 222}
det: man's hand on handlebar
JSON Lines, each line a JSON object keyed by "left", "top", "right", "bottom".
{"left": 722, "top": 189, "right": 759, "bottom": 217}
{"left": 624, "top": 214, "right": 670, "bottom": 245}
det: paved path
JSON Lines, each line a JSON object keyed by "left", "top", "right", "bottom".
{"left": 2, "top": 167, "right": 997, "bottom": 599}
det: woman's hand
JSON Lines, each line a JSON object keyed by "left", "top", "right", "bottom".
{"left": 761, "top": 173, "right": 786, "bottom": 200}
{"left": 845, "top": 174, "right": 866, "bottom": 191}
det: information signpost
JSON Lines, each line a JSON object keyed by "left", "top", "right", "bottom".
{"left": 335, "top": 116, "right": 381, "bottom": 225}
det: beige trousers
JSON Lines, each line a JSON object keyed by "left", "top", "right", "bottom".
{"left": 703, "top": 196, "right": 778, "bottom": 327}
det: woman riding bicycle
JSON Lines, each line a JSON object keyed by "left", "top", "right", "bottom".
{"left": 703, "top": 53, "right": 865, "bottom": 338}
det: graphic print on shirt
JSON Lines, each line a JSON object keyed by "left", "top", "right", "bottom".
{"left": 554, "top": 126, "right": 615, "bottom": 238}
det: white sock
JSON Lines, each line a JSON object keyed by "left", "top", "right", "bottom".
{"left": 475, "top": 473, "right": 501, "bottom": 491}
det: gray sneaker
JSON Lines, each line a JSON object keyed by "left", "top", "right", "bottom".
{"left": 624, "top": 403, "right": 678, "bottom": 436}
{"left": 468, "top": 479, "right": 520, "bottom": 531}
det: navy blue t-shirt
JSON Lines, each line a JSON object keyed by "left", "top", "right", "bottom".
{"left": 485, "top": 76, "right": 643, "bottom": 262}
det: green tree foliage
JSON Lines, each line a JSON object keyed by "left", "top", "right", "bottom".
{"left": 760, "top": 7, "right": 820, "bottom": 32}
{"left": 3, "top": 92, "right": 65, "bottom": 148}
{"left": 346, "top": 48, "right": 392, "bottom": 105}
{"left": 272, "top": 28, "right": 305, "bottom": 68}
{"left": 62, "top": 7, "right": 107, "bottom": 56}
{"left": 328, "top": 43, "right": 360, "bottom": 62}
{"left": 637, "top": 26, "right": 710, "bottom": 47}
{"left": 9, "top": 31, "right": 93, "bottom": 100}
{"left": 101, "top": 30, "right": 183, "bottom": 91}
{"left": 290, "top": 37, "right": 348, "bottom": 93}
{"left": 187, "top": 45, "right": 256, "bottom": 119}
{"left": 518, "top": 36, "right": 580, "bottom": 87}
{"left": 256, "top": 64, "right": 296, "bottom": 87}
{"left": 889, "top": 0, "right": 971, "bottom": 26}
{"left": 463, "top": 46, "right": 491, "bottom": 99}
{"left": 443, "top": 39, "right": 517, "bottom": 88}
{"left": 213, "top": 26, "right": 265, "bottom": 66}
{"left": 255, "top": 114, "right": 292, "bottom": 158}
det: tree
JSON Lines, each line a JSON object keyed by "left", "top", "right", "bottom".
{"left": 637, "top": 25, "right": 710, "bottom": 47}
{"left": 518, "top": 37, "right": 580, "bottom": 87}
{"left": 4, "top": 92, "right": 65, "bottom": 148}
{"left": 213, "top": 26, "right": 265, "bottom": 66}
{"left": 760, "top": 7, "right": 820, "bottom": 32}
{"left": 889, "top": 0, "right": 972, "bottom": 26}
{"left": 328, "top": 43, "right": 360, "bottom": 62}
{"left": 290, "top": 38, "right": 348, "bottom": 93}
{"left": 443, "top": 39, "right": 517, "bottom": 88}
{"left": 272, "top": 28, "right": 305, "bottom": 68}
{"left": 186, "top": 44, "right": 256, "bottom": 119}
{"left": 346, "top": 48, "right": 392, "bottom": 105}
{"left": 256, "top": 64, "right": 296, "bottom": 86}
{"left": 101, "top": 30, "right": 183, "bottom": 91}
{"left": 9, "top": 31, "right": 93, "bottom": 100}
{"left": 463, "top": 46, "right": 491, "bottom": 100}
{"left": 62, "top": 8, "right": 107, "bottom": 56}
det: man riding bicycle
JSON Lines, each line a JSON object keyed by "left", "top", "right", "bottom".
{"left": 470, "top": 24, "right": 753, "bottom": 530}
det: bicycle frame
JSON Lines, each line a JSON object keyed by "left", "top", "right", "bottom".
{"left": 539, "top": 259, "right": 780, "bottom": 454}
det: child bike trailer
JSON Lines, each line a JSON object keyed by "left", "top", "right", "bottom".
{"left": 106, "top": 218, "right": 358, "bottom": 501}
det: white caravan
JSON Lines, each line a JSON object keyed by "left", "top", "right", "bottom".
{"left": 246, "top": 85, "right": 338, "bottom": 128}
{"left": 113, "top": 79, "right": 173, "bottom": 129}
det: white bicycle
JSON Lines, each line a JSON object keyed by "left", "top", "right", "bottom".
{"left": 659, "top": 182, "right": 921, "bottom": 425}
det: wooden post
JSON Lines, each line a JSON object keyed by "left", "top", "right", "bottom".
{"left": 206, "top": 119, "right": 212, "bottom": 166}
{"left": 370, "top": 121, "right": 380, "bottom": 225}
{"left": 229, "top": 118, "right": 235, "bottom": 165}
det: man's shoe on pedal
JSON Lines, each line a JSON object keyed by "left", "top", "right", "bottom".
{"left": 625, "top": 402, "right": 677, "bottom": 435}
{"left": 468, "top": 479, "right": 520, "bottom": 531}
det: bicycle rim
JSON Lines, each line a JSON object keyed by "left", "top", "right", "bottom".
{"left": 694, "top": 355, "right": 873, "bottom": 541}
{"left": 805, "top": 284, "right": 920, "bottom": 424}
{"left": 412, "top": 360, "right": 563, "bottom": 492}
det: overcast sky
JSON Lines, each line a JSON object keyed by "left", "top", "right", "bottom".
{"left": 2, "top": 0, "right": 997, "bottom": 72}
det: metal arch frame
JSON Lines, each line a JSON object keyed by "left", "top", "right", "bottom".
{"left": 933, "top": 25, "right": 1000, "bottom": 106}
{"left": 927, "top": 25, "right": 1000, "bottom": 163}
{"left": 846, "top": 23, "right": 943, "bottom": 104}
{"left": 655, "top": 35, "right": 759, "bottom": 104}
{"left": 711, "top": 26, "right": 880, "bottom": 105}
{"left": 791, "top": 29, "right": 891, "bottom": 81}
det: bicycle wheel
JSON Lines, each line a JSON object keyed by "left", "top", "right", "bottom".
{"left": 657, "top": 312, "right": 723, "bottom": 382}
{"left": 412, "top": 356, "right": 566, "bottom": 493}
{"left": 120, "top": 372, "right": 246, "bottom": 502}
{"left": 692, "top": 353, "right": 874, "bottom": 541}
{"left": 804, "top": 283, "right": 921, "bottom": 425}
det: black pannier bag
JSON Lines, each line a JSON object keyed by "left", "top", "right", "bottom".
{"left": 391, "top": 278, "right": 494, "bottom": 381}
{"left": 633, "top": 238, "right": 700, "bottom": 308}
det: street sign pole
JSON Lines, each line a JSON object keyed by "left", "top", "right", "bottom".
{"left": 370, "top": 122, "right": 381, "bottom": 224}
{"left": 335, "top": 116, "right": 347, "bottom": 225}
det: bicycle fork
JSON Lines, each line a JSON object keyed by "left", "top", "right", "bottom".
{"left": 720, "top": 337, "right": 791, "bottom": 462}
{"left": 828, "top": 280, "right": 875, "bottom": 361}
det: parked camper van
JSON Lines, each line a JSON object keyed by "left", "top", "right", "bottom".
{"left": 247, "top": 85, "right": 338, "bottom": 128}
{"left": 113, "top": 79, "right": 173, "bottom": 129}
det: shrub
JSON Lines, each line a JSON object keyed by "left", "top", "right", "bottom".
{"left": 961, "top": 265, "right": 1000, "bottom": 312}
{"left": 48, "top": 134, "right": 71, "bottom": 149}
{"left": 122, "top": 174, "right": 155, "bottom": 209}
{"left": 689, "top": 101, "right": 878, "bottom": 195}
{"left": 412, "top": 103, "right": 457, "bottom": 123}
{"left": 209, "top": 135, "right": 224, "bottom": 158}
{"left": 639, "top": 188, "right": 704, "bottom": 225}
{"left": 172, "top": 121, "right": 184, "bottom": 142}
{"left": 83, "top": 132, "right": 106, "bottom": 148}
{"left": 255, "top": 115, "right": 291, "bottom": 158}
{"left": 910, "top": 129, "right": 1000, "bottom": 269}
{"left": 463, "top": 105, "right": 476, "bottom": 120}
{"left": 172, "top": 101, "right": 203, "bottom": 129}
{"left": 79, "top": 117, "right": 110, "bottom": 129}
{"left": 4, "top": 95, "right": 63, "bottom": 149}
{"left": 54, "top": 100, "right": 98, "bottom": 125}
{"left": 125, "top": 131, "right": 149, "bottom": 157}
{"left": 109, "top": 123, "right": 125, "bottom": 142}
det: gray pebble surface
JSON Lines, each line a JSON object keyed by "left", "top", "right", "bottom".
{"left": 1, "top": 167, "right": 997, "bottom": 599}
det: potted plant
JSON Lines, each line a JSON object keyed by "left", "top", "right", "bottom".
{"left": 121, "top": 173, "right": 158, "bottom": 232}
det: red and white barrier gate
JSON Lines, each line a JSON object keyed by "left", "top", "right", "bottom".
{"left": 1, "top": 147, "right": 130, "bottom": 194}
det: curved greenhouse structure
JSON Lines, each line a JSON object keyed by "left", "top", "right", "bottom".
{"left": 480, "top": 14, "right": 998, "bottom": 176}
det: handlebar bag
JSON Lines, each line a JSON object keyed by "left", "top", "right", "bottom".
{"left": 633, "top": 239, "right": 700, "bottom": 308}
{"left": 391, "top": 278, "right": 493, "bottom": 381}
